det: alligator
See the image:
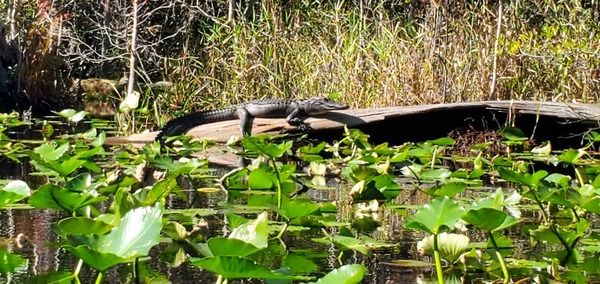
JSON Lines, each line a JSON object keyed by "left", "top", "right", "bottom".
{"left": 156, "top": 97, "right": 349, "bottom": 144}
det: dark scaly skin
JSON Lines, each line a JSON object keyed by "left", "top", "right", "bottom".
{"left": 156, "top": 97, "right": 349, "bottom": 144}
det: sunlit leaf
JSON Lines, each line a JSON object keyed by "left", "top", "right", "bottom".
{"left": 29, "top": 184, "right": 107, "bottom": 213}
{"left": 192, "top": 256, "right": 309, "bottom": 280}
{"left": 54, "top": 109, "right": 76, "bottom": 118}
{"left": 501, "top": 127, "right": 527, "bottom": 141}
{"left": 405, "top": 196, "right": 463, "bottom": 234}
{"left": 498, "top": 168, "right": 547, "bottom": 187}
{"left": 54, "top": 217, "right": 114, "bottom": 237}
{"left": 67, "top": 173, "right": 92, "bottom": 192}
{"left": 0, "top": 180, "right": 31, "bottom": 208}
{"left": 0, "top": 248, "right": 27, "bottom": 274}
{"left": 310, "top": 264, "right": 367, "bottom": 284}
{"left": 162, "top": 221, "right": 188, "bottom": 241}
{"left": 426, "top": 182, "right": 467, "bottom": 197}
{"left": 208, "top": 238, "right": 262, "bottom": 257}
{"left": 228, "top": 212, "right": 269, "bottom": 249}
{"left": 558, "top": 149, "right": 585, "bottom": 165}
{"left": 248, "top": 168, "right": 275, "bottom": 190}
{"left": 119, "top": 91, "right": 140, "bottom": 112}
{"left": 34, "top": 143, "right": 69, "bottom": 161}
{"left": 242, "top": 136, "right": 292, "bottom": 159}
{"left": 428, "top": 137, "right": 455, "bottom": 146}
{"left": 62, "top": 203, "right": 163, "bottom": 271}
{"left": 70, "top": 111, "right": 88, "bottom": 123}
{"left": 462, "top": 208, "right": 518, "bottom": 232}
{"left": 279, "top": 197, "right": 321, "bottom": 220}
{"left": 420, "top": 169, "right": 452, "bottom": 180}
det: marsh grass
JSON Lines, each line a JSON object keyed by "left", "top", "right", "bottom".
{"left": 159, "top": 1, "right": 598, "bottom": 118}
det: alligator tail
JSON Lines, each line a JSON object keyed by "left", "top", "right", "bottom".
{"left": 156, "top": 110, "right": 236, "bottom": 144}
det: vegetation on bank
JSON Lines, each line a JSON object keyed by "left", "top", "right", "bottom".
{"left": 0, "top": 1, "right": 598, "bottom": 129}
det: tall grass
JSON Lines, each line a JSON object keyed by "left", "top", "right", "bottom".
{"left": 162, "top": 1, "right": 599, "bottom": 115}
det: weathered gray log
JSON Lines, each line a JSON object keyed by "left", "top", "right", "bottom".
{"left": 105, "top": 100, "right": 600, "bottom": 147}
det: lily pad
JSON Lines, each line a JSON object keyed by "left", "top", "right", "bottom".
{"left": 61, "top": 203, "right": 163, "bottom": 271}
{"left": 310, "top": 264, "right": 367, "bottom": 284}
{"left": 405, "top": 196, "right": 463, "bottom": 234}
{"left": 192, "top": 256, "right": 310, "bottom": 281}
{"left": 0, "top": 180, "right": 31, "bottom": 208}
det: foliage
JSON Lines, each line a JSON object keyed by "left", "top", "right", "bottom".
{"left": 2, "top": 112, "right": 600, "bottom": 283}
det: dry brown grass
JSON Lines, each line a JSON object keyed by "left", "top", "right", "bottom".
{"left": 164, "top": 1, "right": 599, "bottom": 115}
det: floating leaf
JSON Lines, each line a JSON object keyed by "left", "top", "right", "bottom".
{"left": 282, "top": 253, "right": 318, "bottom": 274}
{"left": 192, "top": 256, "right": 309, "bottom": 281}
{"left": 426, "top": 182, "right": 467, "bottom": 197}
{"left": 310, "top": 264, "right": 367, "bottom": 284}
{"left": 29, "top": 184, "right": 107, "bottom": 213}
{"left": 279, "top": 197, "right": 321, "bottom": 220}
{"left": 420, "top": 169, "right": 452, "bottom": 180}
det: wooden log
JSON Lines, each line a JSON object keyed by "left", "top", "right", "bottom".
{"left": 105, "top": 100, "right": 600, "bottom": 147}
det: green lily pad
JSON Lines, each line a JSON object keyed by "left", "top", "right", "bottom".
{"left": 310, "top": 264, "right": 367, "bottom": 284}
{"left": 29, "top": 183, "right": 107, "bottom": 213}
{"left": 208, "top": 237, "right": 262, "bottom": 257}
{"left": 62, "top": 203, "right": 163, "bottom": 271}
{"left": 228, "top": 212, "right": 269, "bottom": 249}
{"left": 462, "top": 208, "right": 518, "bottom": 232}
{"left": 248, "top": 168, "right": 275, "bottom": 190}
{"left": 54, "top": 217, "right": 114, "bottom": 237}
{"left": 193, "top": 256, "right": 310, "bottom": 281}
{"left": 498, "top": 168, "right": 547, "bottom": 188}
{"left": 0, "top": 248, "right": 28, "bottom": 274}
{"left": 0, "top": 180, "right": 31, "bottom": 208}
{"left": 242, "top": 136, "right": 292, "bottom": 159}
{"left": 279, "top": 197, "right": 321, "bottom": 220}
{"left": 405, "top": 196, "right": 463, "bottom": 234}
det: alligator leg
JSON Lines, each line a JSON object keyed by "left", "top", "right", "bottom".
{"left": 237, "top": 107, "right": 254, "bottom": 136}
{"left": 285, "top": 108, "right": 312, "bottom": 132}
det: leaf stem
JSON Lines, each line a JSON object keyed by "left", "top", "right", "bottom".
{"left": 489, "top": 232, "right": 510, "bottom": 283}
{"left": 73, "top": 259, "right": 83, "bottom": 277}
{"left": 270, "top": 157, "right": 283, "bottom": 209}
{"left": 95, "top": 271, "right": 104, "bottom": 284}
{"left": 433, "top": 233, "right": 444, "bottom": 284}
